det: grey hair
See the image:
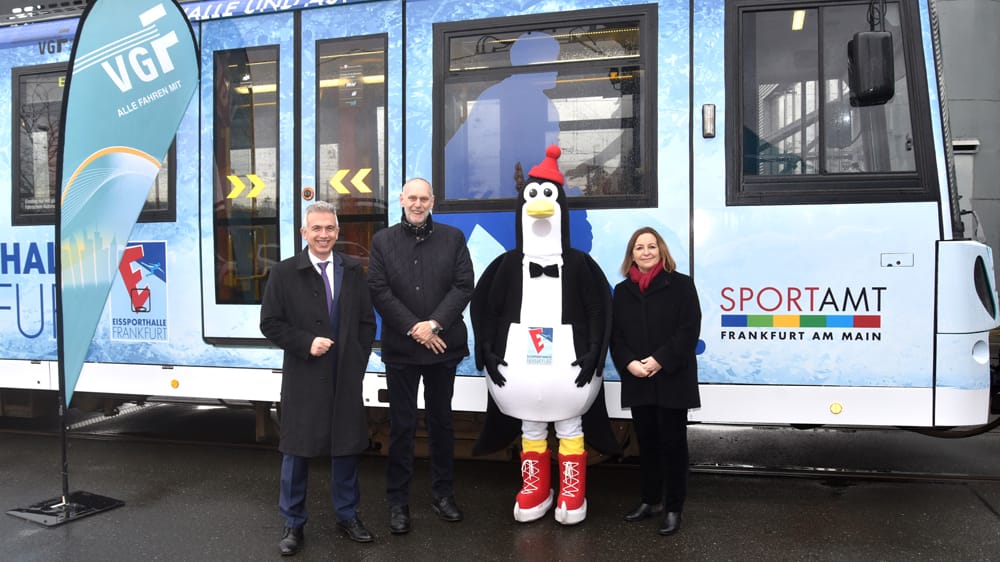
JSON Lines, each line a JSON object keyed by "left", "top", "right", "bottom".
{"left": 403, "top": 177, "right": 432, "bottom": 192}
{"left": 305, "top": 200, "right": 338, "bottom": 218}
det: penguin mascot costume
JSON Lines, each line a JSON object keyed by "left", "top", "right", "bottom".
{"left": 471, "top": 145, "right": 618, "bottom": 525}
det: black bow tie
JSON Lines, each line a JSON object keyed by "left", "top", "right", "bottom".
{"left": 529, "top": 262, "right": 560, "bottom": 278}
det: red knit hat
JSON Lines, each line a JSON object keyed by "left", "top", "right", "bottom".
{"left": 528, "top": 145, "right": 564, "bottom": 185}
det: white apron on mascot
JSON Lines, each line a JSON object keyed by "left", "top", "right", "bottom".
{"left": 490, "top": 259, "right": 601, "bottom": 422}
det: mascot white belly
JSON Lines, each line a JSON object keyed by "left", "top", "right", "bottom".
{"left": 487, "top": 261, "right": 601, "bottom": 421}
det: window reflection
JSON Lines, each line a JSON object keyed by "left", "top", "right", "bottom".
{"left": 741, "top": 3, "right": 914, "bottom": 177}
{"left": 316, "top": 35, "right": 388, "bottom": 262}
{"left": 213, "top": 47, "right": 279, "bottom": 305}
{"left": 14, "top": 67, "right": 62, "bottom": 222}
{"left": 438, "top": 9, "right": 654, "bottom": 208}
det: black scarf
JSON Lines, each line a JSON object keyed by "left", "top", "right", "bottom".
{"left": 400, "top": 208, "right": 434, "bottom": 239}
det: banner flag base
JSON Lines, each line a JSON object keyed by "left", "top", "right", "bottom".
{"left": 7, "top": 491, "right": 124, "bottom": 527}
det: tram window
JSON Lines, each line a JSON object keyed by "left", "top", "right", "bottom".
{"left": 11, "top": 63, "right": 176, "bottom": 225}
{"left": 727, "top": 0, "right": 937, "bottom": 205}
{"left": 315, "top": 35, "right": 388, "bottom": 263}
{"left": 139, "top": 139, "right": 176, "bottom": 223}
{"left": 434, "top": 5, "right": 657, "bottom": 211}
{"left": 212, "top": 46, "right": 280, "bottom": 305}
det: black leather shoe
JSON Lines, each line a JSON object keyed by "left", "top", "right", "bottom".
{"left": 389, "top": 505, "right": 411, "bottom": 535}
{"left": 623, "top": 502, "right": 664, "bottom": 522}
{"left": 338, "top": 516, "right": 374, "bottom": 543}
{"left": 659, "top": 511, "right": 682, "bottom": 536}
{"left": 278, "top": 526, "right": 304, "bottom": 556}
{"left": 431, "top": 496, "right": 463, "bottom": 522}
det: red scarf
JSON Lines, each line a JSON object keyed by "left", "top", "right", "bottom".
{"left": 628, "top": 262, "right": 663, "bottom": 293}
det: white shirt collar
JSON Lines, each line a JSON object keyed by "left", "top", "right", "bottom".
{"left": 308, "top": 251, "right": 334, "bottom": 274}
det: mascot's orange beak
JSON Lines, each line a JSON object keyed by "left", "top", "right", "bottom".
{"left": 525, "top": 199, "right": 555, "bottom": 218}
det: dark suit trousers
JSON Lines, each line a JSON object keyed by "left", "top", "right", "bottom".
{"left": 279, "top": 453, "right": 360, "bottom": 527}
{"left": 630, "top": 405, "right": 690, "bottom": 512}
{"left": 385, "top": 360, "right": 458, "bottom": 506}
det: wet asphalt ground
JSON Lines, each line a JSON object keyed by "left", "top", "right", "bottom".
{"left": 1, "top": 403, "right": 999, "bottom": 561}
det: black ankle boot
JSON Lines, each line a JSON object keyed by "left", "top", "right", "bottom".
{"left": 658, "top": 511, "right": 682, "bottom": 536}
{"left": 623, "top": 502, "right": 664, "bottom": 522}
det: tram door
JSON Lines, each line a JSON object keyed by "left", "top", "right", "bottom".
{"left": 297, "top": 7, "right": 394, "bottom": 279}
{"left": 199, "top": 4, "right": 398, "bottom": 344}
{"left": 692, "top": 1, "right": 938, "bottom": 425}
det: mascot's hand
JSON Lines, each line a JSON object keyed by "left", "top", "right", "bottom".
{"left": 571, "top": 347, "right": 600, "bottom": 387}
{"left": 483, "top": 346, "right": 508, "bottom": 387}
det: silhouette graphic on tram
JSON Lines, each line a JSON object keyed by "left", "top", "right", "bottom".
{"left": 441, "top": 30, "right": 593, "bottom": 253}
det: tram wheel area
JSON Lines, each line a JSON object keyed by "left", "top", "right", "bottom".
{"left": 2, "top": 394, "right": 999, "bottom": 479}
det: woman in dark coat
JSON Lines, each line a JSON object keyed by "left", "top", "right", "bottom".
{"left": 610, "top": 226, "right": 701, "bottom": 537}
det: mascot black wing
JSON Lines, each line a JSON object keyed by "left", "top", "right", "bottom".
{"left": 471, "top": 145, "right": 619, "bottom": 457}
{"left": 470, "top": 252, "right": 522, "bottom": 455}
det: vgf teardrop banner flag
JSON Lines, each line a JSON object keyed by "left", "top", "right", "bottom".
{"left": 59, "top": 0, "right": 198, "bottom": 407}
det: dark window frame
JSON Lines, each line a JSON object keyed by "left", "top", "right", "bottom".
{"left": 432, "top": 4, "right": 658, "bottom": 213}
{"left": 11, "top": 62, "right": 177, "bottom": 226}
{"left": 725, "top": 0, "right": 939, "bottom": 206}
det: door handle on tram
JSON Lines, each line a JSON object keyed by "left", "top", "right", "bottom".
{"left": 702, "top": 104, "right": 716, "bottom": 138}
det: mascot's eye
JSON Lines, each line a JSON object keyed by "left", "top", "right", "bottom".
{"left": 543, "top": 188, "right": 553, "bottom": 197}
{"left": 528, "top": 188, "right": 537, "bottom": 198}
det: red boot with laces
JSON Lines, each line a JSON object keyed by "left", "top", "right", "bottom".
{"left": 554, "top": 452, "right": 587, "bottom": 525}
{"left": 513, "top": 449, "right": 554, "bottom": 522}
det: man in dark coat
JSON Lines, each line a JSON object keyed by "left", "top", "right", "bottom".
{"left": 260, "top": 201, "right": 377, "bottom": 555}
{"left": 368, "top": 177, "right": 474, "bottom": 535}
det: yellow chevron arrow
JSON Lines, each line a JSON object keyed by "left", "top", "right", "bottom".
{"left": 226, "top": 175, "right": 246, "bottom": 199}
{"left": 351, "top": 168, "right": 372, "bottom": 193}
{"left": 247, "top": 174, "right": 266, "bottom": 198}
{"left": 329, "top": 169, "right": 350, "bottom": 194}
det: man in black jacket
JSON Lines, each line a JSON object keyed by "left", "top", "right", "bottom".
{"left": 260, "top": 201, "right": 377, "bottom": 555}
{"left": 368, "top": 177, "right": 474, "bottom": 535}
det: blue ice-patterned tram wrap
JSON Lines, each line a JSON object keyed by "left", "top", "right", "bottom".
{"left": 0, "top": 0, "right": 995, "bottom": 428}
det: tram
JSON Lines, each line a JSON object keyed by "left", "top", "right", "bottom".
{"left": 0, "top": 0, "right": 996, "bottom": 431}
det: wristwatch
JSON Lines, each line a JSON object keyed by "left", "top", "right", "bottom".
{"left": 431, "top": 321, "right": 442, "bottom": 335}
